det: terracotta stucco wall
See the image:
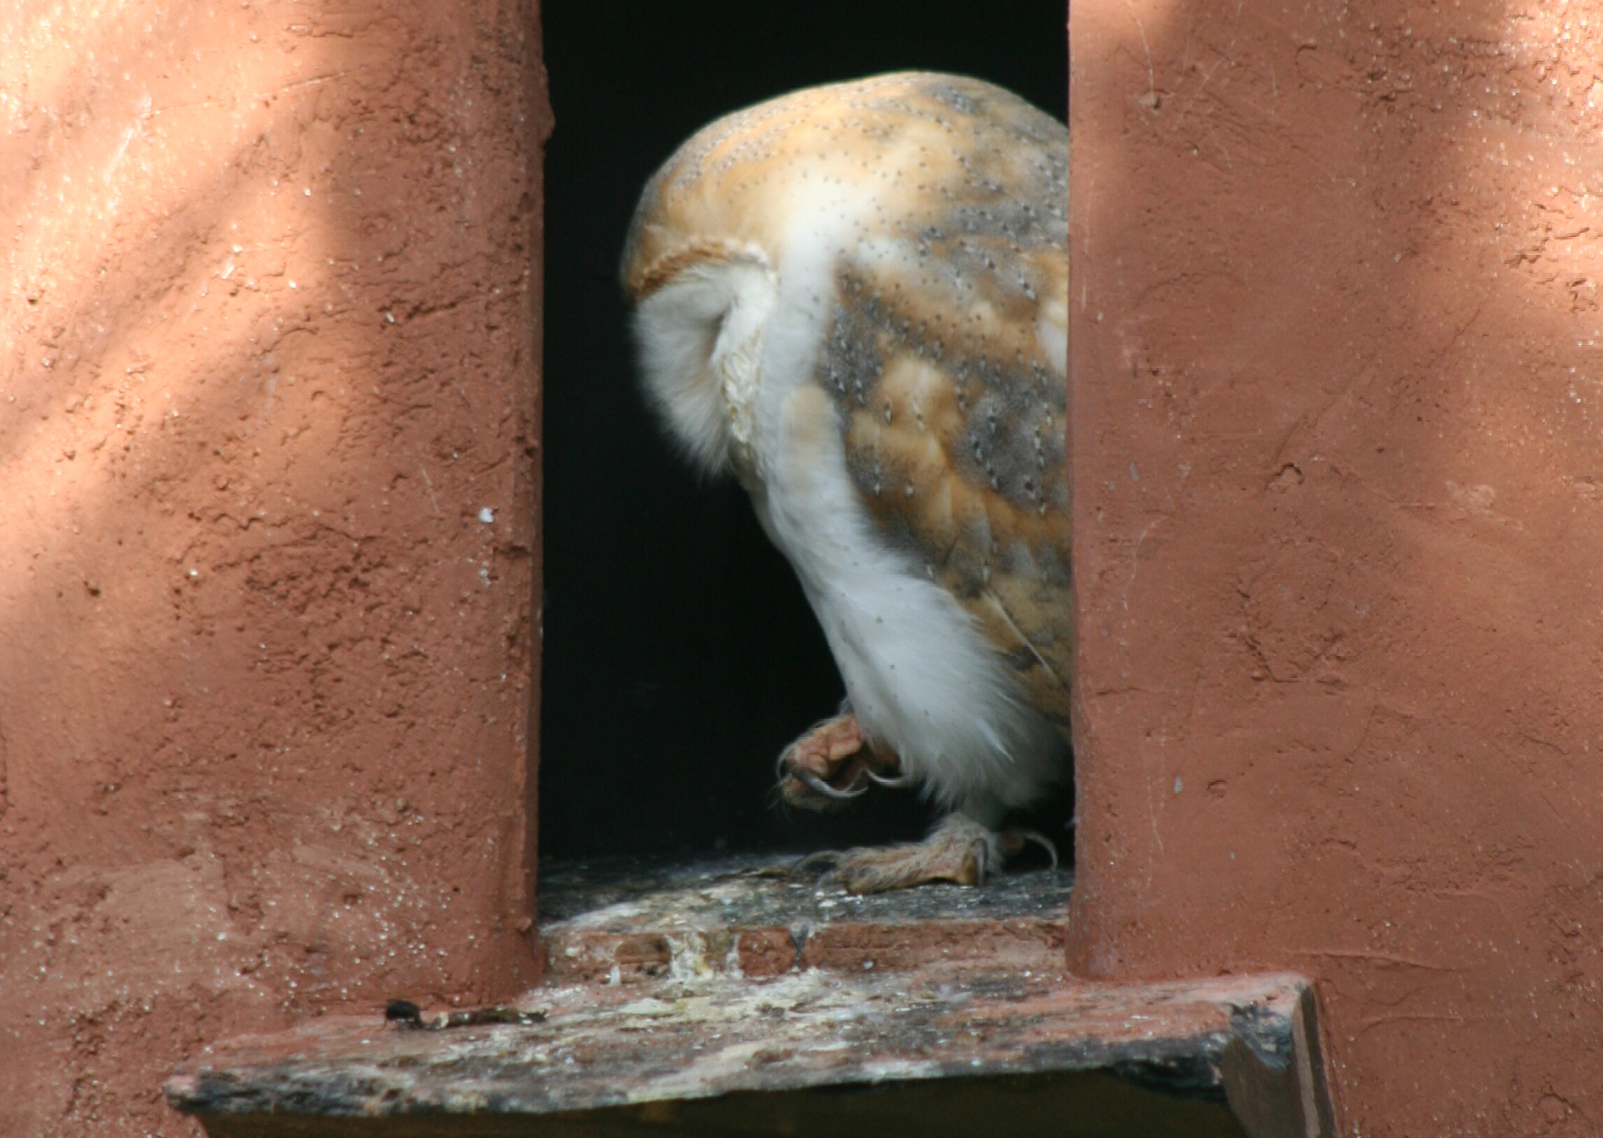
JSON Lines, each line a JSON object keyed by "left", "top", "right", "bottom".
{"left": 0, "top": 3, "right": 548, "bottom": 1134}
{"left": 1069, "top": 1, "right": 1603, "bottom": 1133}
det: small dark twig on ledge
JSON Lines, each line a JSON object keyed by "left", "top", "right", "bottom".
{"left": 385, "top": 999, "right": 546, "bottom": 1030}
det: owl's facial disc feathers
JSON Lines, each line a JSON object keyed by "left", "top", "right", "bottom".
{"left": 632, "top": 250, "right": 777, "bottom": 478}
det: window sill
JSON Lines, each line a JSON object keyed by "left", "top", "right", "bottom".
{"left": 167, "top": 855, "right": 1333, "bottom": 1138}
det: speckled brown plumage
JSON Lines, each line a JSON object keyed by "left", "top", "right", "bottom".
{"left": 824, "top": 257, "right": 1072, "bottom": 731}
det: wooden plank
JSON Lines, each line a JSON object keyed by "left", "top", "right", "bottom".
{"left": 166, "top": 966, "right": 1314, "bottom": 1115}
{"left": 165, "top": 856, "right": 1332, "bottom": 1137}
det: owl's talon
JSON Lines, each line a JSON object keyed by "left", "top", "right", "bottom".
{"left": 777, "top": 711, "right": 907, "bottom": 810}
{"left": 791, "top": 849, "right": 842, "bottom": 874}
{"left": 794, "top": 769, "right": 868, "bottom": 801}
{"left": 866, "top": 769, "right": 915, "bottom": 788}
{"left": 794, "top": 816, "right": 1059, "bottom": 894}
{"left": 793, "top": 815, "right": 1007, "bottom": 894}
{"left": 1000, "top": 827, "right": 1059, "bottom": 869}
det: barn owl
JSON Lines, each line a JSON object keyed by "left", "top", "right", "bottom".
{"left": 623, "top": 73, "right": 1070, "bottom": 893}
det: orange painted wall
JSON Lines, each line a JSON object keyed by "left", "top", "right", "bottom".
{"left": 0, "top": 3, "right": 548, "bottom": 1133}
{"left": 1069, "top": 1, "right": 1603, "bottom": 1133}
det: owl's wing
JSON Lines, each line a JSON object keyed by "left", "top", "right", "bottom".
{"left": 821, "top": 191, "right": 1072, "bottom": 735}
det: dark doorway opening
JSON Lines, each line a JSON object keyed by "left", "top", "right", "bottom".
{"left": 539, "top": 1, "right": 1070, "bottom": 858}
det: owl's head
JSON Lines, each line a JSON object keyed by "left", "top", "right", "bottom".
{"left": 622, "top": 71, "right": 1062, "bottom": 478}
{"left": 623, "top": 238, "right": 777, "bottom": 478}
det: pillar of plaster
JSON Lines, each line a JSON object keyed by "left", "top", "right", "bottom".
{"left": 1069, "top": 1, "right": 1603, "bottom": 1132}
{"left": 0, "top": 3, "right": 548, "bottom": 1134}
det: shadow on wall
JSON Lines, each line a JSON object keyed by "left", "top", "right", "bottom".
{"left": 538, "top": 0, "right": 1071, "bottom": 859}
{"left": 1070, "top": 0, "right": 1603, "bottom": 1133}
{"left": 0, "top": 4, "right": 541, "bottom": 1135}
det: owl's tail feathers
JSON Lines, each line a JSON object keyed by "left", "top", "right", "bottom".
{"left": 794, "top": 813, "right": 1055, "bottom": 895}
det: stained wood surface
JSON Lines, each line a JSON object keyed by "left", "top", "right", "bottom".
{"left": 168, "top": 856, "right": 1320, "bottom": 1135}
{"left": 168, "top": 961, "right": 1310, "bottom": 1114}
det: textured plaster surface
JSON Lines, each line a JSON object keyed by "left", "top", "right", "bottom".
{"left": 0, "top": 2, "right": 549, "bottom": 1134}
{"left": 1069, "top": 1, "right": 1603, "bottom": 1134}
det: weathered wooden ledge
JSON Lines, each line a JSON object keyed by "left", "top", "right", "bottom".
{"left": 165, "top": 856, "right": 1335, "bottom": 1138}
{"left": 538, "top": 853, "right": 1074, "bottom": 982}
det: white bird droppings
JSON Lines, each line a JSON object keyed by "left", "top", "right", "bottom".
{"left": 478, "top": 507, "right": 495, "bottom": 524}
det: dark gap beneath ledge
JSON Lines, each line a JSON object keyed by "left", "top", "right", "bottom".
{"left": 182, "top": 1070, "right": 1249, "bottom": 1138}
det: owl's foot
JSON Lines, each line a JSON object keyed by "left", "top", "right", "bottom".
{"left": 776, "top": 712, "right": 907, "bottom": 812}
{"left": 799, "top": 815, "right": 1057, "bottom": 894}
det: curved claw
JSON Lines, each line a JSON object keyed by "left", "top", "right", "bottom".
{"left": 865, "top": 769, "right": 915, "bottom": 788}
{"left": 792, "top": 849, "right": 843, "bottom": 874}
{"left": 775, "top": 709, "right": 862, "bottom": 781}
{"left": 1004, "top": 827, "right": 1059, "bottom": 870}
{"left": 794, "top": 769, "right": 868, "bottom": 801}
